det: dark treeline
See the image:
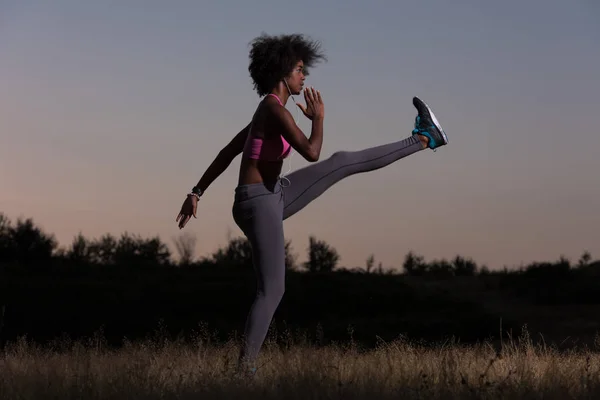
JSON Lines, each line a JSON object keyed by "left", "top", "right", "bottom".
{"left": 1, "top": 212, "right": 599, "bottom": 350}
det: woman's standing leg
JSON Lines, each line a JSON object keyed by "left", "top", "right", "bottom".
{"left": 232, "top": 183, "right": 286, "bottom": 371}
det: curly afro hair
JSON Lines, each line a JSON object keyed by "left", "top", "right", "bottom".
{"left": 248, "top": 33, "right": 327, "bottom": 97}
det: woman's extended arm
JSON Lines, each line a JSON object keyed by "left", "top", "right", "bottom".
{"left": 176, "top": 123, "right": 250, "bottom": 229}
{"left": 193, "top": 123, "right": 251, "bottom": 193}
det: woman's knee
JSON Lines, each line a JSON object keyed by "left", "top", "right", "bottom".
{"left": 331, "top": 150, "right": 350, "bottom": 163}
{"left": 268, "top": 280, "right": 285, "bottom": 302}
{"left": 259, "top": 278, "right": 285, "bottom": 305}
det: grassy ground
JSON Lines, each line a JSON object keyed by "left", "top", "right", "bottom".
{"left": 1, "top": 327, "right": 599, "bottom": 400}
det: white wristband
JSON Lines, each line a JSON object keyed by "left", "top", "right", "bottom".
{"left": 188, "top": 192, "right": 201, "bottom": 201}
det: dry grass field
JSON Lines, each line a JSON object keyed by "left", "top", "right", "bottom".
{"left": 1, "top": 326, "right": 599, "bottom": 400}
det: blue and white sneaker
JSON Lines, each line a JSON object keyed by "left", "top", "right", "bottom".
{"left": 412, "top": 96, "right": 448, "bottom": 151}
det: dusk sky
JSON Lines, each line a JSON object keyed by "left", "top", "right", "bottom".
{"left": 2, "top": 0, "right": 599, "bottom": 270}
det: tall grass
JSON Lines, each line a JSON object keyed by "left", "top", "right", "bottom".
{"left": 1, "top": 326, "right": 599, "bottom": 399}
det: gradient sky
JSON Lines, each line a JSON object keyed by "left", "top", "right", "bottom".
{"left": 2, "top": 0, "right": 599, "bottom": 271}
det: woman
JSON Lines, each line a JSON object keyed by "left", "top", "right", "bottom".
{"left": 176, "top": 33, "right": 448, "bottom": 374}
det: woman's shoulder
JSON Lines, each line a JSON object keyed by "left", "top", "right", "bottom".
{"left": 252, "top": 98, "right": 286, "bottom": 138}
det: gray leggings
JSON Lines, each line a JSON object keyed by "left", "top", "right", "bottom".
{"left": 231, "top": 134, "right": 423, "bottom": 365}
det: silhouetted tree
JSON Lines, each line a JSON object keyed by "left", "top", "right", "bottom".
{"left": 452, "top": 255, "right": 478, "bottom": 276}
{"left": 0, "top": 213, "right": 12, "bottom": 260}
{"left": 133, "top": 235, "right": 171, "bottom": 266}
{"left": 207, "top": 236, "right": 297, "bottom": 270}
{"left": 88, "top": 234, "right": 118, "bottom": 265}
{"left": 66, "top": 233, "right": 94, "bottom": 264}
{"left": 403, "top": 251, "right": 427, "bottom": 276}
{"left": 376, "top": 261, "right": 391, "bottom": 275}
{"left": 523, "top": 256, "right": 572, "bottom": 280}
{"left": 284, "top": 240, "right": 297, "bottom": 270}
{"left": 210, "top": 236, "right": 253, "bottom": 268}
{"left": 84, "top": 232, "right": 171, "bottom": 266}
{"left": 0, "top": 215, "right": 57, "bottom": 266}
{"left": 578, "top": 251, "right": 592, "bottom": 268}
{"left": 172, "top": 232, "right": 197, "bottom": 266}
{"left": 365, "top": 254, "right": 375, "bottom": 274}
{"left": 428, "top": 259, "right": 454, "bottom": 278}
{"left": 479, "top": 265, "right": 491, "bottom": 275}
{"left": 303, "top": 235, "right": 340, "bottom": 273}
{"left": 579, "top": 260, "right": 600, "bottom": 277}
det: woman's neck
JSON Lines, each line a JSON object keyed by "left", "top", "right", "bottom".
{"left": 270, "top": 84, "right": 290, "bottom": 104}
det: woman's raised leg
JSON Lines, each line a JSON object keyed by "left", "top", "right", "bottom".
{"left": 282, "top": 134, "right": 424, "bottom": 219}
{"left": 282, "top": 96, "right": 448, "bottom": 220}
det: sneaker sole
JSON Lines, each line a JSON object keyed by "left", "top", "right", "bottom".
{"left": 415, "top": 97, "right": 448, "bottom": 146}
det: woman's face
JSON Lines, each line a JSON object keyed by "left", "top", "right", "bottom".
{"left": 285, "top": 60, "right": 305, "bottom": 95}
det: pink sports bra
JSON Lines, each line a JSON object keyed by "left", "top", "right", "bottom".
{"left": 242, "top": 93, "right": 291, "bottom": 162}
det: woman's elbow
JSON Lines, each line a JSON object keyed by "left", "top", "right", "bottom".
{"left": 307, "top": 149, "right": 320, "bottom": 162}
{"left": 295, "top": 143, "right": 320, "bottom": 162}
